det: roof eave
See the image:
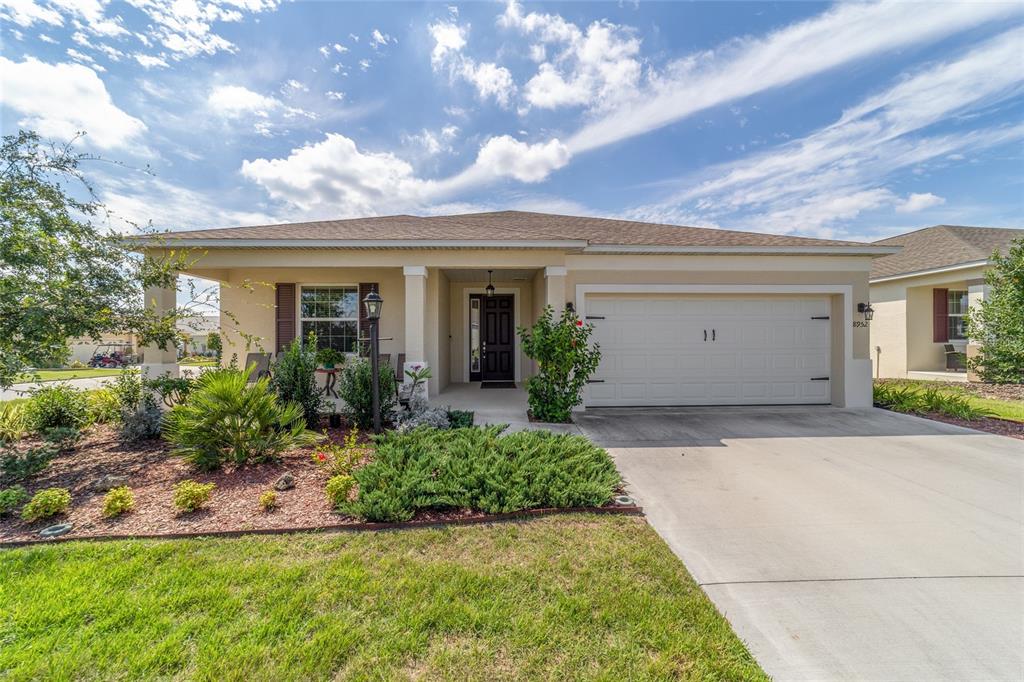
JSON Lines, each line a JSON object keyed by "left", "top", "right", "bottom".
{"left": 869, "top": 259, "right": 991, "bottom": 284}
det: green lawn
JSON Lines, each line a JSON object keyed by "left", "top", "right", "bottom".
{"left": 15, "top": 367, "right": 136, "bottom": 383}
{"left": 876, "top": 379, "right": 1024, "bottom": 422}
{"left": 179, "top": 358, "right": 218, "bottom": 367}
{"left": 0, "top": 515, "right": 765, "bottom": 681}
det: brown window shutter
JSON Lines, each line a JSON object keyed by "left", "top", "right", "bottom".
{"left": 275, "top": 283, "right": 296, "bottom": 353}
{"left": 933, "top": 288, "right": 948, "bottom": 343}
{"left": 358, "top": 282, "right": 378, "bottom": 356}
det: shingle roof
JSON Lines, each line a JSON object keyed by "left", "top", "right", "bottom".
{"left": 153, "top": 210, "right": 876, "bottom": 249}
{"left": 871, "top": 225, "right": 1024, "bottom": 280}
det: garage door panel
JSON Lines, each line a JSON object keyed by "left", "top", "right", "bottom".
{"left": 586, "top": 294, "right": 832, "bottom": 406}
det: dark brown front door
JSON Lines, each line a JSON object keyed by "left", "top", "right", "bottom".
{"left": 470, "top": 294, "right": 514, "bottom": 382}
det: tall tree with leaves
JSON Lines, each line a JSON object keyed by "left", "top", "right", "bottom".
{"left": 966, "top": 239, "right": 1024, "bottom": 384}
{"left": 0, "top": 130, "right": 190, "bottom": 388}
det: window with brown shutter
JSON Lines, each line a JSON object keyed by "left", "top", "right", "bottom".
{"left": 275, "top": 283, "right": 296, "bottom": 353}
{"left": 357, "top": 282, "right": 379, "bottom": 356}
{"left": 932, "top": 288, "right": 948, "bottom": 343}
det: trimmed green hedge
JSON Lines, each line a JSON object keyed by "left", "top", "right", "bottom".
{"left": 343, "top": 426, "right": 620, "bottom": 522}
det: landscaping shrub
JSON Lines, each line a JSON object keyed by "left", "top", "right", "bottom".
{"left": 110, "top": 371, "right": 145, "bottom": 412}
{"left": 271, "top": 338, "right": 326, "bottom": 428}
{"left": 0, "top": 402, "right": 27, "bottom": 443}
{"left": 259, "top": 490, "right": 278, "bottom": 512}
{"left": 173, "top": 480, "right": 215, "bottom": 512}
{"left": 337, "top": 358, "right": 397, "bottom": 430}
{"left": 41, "top": 426, "right": 81, "bottom": 450}
{"left": 396, "top": 396, "right": 450, "bottom": 431}
{"left": 1, "top": 444, "right": 57, "bottom": 483}
{"left": 447, "top": 409, "right": 474, "bottom": 429}
{"left": 25, "top": 384, "right": 88, "bottom": 433}
{"left": 343, "top": 426, "right": 621, "bottom": 522}
{"left": 873, "top": 381, "right": 993, "bottom": 420}
{"left": 145, "top": 374, "right": 195, "bottom": 408}
{"left": 87, "top": 388, "right": 121, "bottom": 425}
{"left": 312, "top": 429, "right": 367, "bottom": 477}
{"left": 0, "top": 485, "right": 28, "bottom": 516}
{"left": 325, "top": 474, "right": 356, "bottom": 509}
{"left": 102, "top": 486, "right": 135, "bottom": 518}
{"left": 119, "top": 403, "right": 163, "bottom": 442}
{"left": 966, "top": 238, "right": 1024, "bottom": 383}
{"left": 20, "top": 487, "right": 71, "bottom": 522}
{"left": 163, "top": 369, "right": 322, "bottom": 470}
{"left": 518, "top": 305, "right": 601, "bottom": 423}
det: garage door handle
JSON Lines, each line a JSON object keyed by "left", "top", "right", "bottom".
{"left": 712, "top": 329, "right": 716, "bottom": 341}
{"left": 585, "top": 315, "right": 605, "bottom": 320}
{"left": 704, "top": 329, "right": 707, "bottom": 342}
{"left": 587, "top": 379, "right": 605, "bottom": 383}
{"left": 810, "top": 377, "right": 830, "bottom": 381}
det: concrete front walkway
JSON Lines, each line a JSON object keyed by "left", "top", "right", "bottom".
{"left": 437, "top": 383, "right": 581, "bottom": 434}
{"left": 577, "top": 406, "right": 1024, "bottom": 682}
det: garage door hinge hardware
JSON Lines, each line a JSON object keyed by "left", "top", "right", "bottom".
{"left": 811, "top": 316, "right": 830, "bottom": 320}
{"left": 810, "top": 377, "right": 830, "bottom": 381}
{"left": 587, "top": 379, "right": 605, "bottom": 383}
{"left": 585, "top": 315, "right": 605, "bottom": 320}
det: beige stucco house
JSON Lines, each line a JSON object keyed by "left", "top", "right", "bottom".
{"left": 136, "top": 211, "right": 899, "bottom": 408}
{"left": 869, "top": 225, "right": 1023, "bottom": 381}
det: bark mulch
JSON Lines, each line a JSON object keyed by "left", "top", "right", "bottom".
{"left": 0, "top": 424, "right": 359, "bottom": 543}
{"left": 919, "top": 413, "right": 1024, "bottom": 440}
{"left": 926, "top": 381, "right": 1024, "bottom": 402}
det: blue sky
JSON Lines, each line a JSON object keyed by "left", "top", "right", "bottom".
{"left": 2, "top": 0, "right": 1022, "bottom": 245}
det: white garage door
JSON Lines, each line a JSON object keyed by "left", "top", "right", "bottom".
{"left": 585, "top": 295, "right": 832, "bottom": 406}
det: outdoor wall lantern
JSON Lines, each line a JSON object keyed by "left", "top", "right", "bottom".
{"left": 857, "top": 302, "right": 874, "bottom": 321}
{"left": 485, "top": 270, "right": 496, "bottom": 297}
{"left": 362, "top": 290, "right": 383, "bottom": 433}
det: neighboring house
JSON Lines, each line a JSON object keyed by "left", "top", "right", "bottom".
{"left": 176, "top": 314, "right": 220, "bottom": 356}
{"left": 134, "top": 211, "right": 899, "bottom": 408}
{"left": 869, "top": 225, "right": 1024, "bottom": 381}
{"left": 68, "top": 333, "right": 137, "bottom": 365}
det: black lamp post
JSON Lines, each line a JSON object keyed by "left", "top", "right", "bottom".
{"left": 363, "top": 290, "right": 383, "bottom": 433}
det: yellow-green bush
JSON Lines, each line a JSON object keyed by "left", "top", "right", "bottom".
{"left": 173, "top": 480, "right": 215, "bottom": 513}
{"left": 102, "top": 486, "right": 135, "bottom": 518}
{"left": 21, "top": 487, "right": 71, "bottom": 522}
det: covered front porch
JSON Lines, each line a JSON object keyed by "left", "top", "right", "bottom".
{"left": 140, "top": 256, "right": 571, "bottom": 401}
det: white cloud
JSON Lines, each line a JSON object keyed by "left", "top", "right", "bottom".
{"left": 240, "top": 133, "right": 436, "bottom": 216}
{"left": 468, "top": 135, "right": 570, "bottom": 183}
{"left": 628, "top": 28, "right": 1024, "bottom": 236}
{"left": 500, "top": 1, "right": 642, "bottom": 112}
{"left": 38, "top": 32, "right": 58, "bottom": 43}
{"left": 0, "top": 0, "right": 63, "bottom": 27}
{"left": 896, "top": 192, "right": 946, "bottom": 213}
{"left": 567, "top": 0, "right": 1021, "bottom": 154}
{"left": 51, "top": 0, "right": 128, "bottom": 37}
{"left": 281, "top": 79, "right": 308, "bottom": 94}
{"left": 325, "top": 90, "right": 345, "bottom": 101}
{"left": 124, "top": 0, "right": 278, "bottom": 58}
{"left": 429, "top": 19, "right": 515, "bottom": 106}
{"left": 207, "top": 84, "right": 281, "bottom": 117}
{"left": 358, "top": 58, "right": 371, "bottom": 71}
{"left": 133, "top": 53, "right": 168, "bottom": 68}
{"left": 458, "top": 60, "right": 515, "bottom": 106}
{"left": 66, "top": 47, "right": 105, "bottom": 71}
{"left": 370, "top": 28, "right": 391, "bottom": 48}
{"left": 428, "top": 19, "right": 466, "bottom": 66}
{"left": 318, "top": 45, "right": 329, "bottom": 57}
{"left": 0, "top": 56, "right": 147, "bottom": 150}
{"left": 441, "top": 125, "right": 459, "bottom": 141}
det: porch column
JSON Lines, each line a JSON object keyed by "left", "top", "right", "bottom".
{"left": 141, "top": 283, "right": 179, "bottom": 379}
{"left": 403, "top": 266, "right": 428, "bottom": 396}
{"left": 966, "top": 278, "right": 988, "bottom": 381}
{"left": 544, "top": 266, "right": 567, "bottom": 316}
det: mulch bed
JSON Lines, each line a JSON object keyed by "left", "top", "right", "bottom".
{"left": 924, "top": 381, "right": 1024, "bottom": 402}
{"left": 916, "top": 412, "right": 1024, "bottom": 440}
{"left": 0, "top": 424, "right": 352, "bottom": 544}
{"left": 1, "top": 423, "right": 637, "bottom": 544}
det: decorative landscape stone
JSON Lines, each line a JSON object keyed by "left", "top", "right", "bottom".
{"left": 273, "top": 472, "right": 296, "bottom": 491}
{"left": 39, "top": 523, "right": 74, "bottom": 538}
{"left": 91, "top": 474, "right": 129, "bottom": 493}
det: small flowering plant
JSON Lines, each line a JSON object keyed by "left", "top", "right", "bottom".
{"left": 312, "top": 429, "right": 369, "bottom": 477}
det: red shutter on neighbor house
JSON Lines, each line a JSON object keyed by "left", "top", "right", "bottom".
{"left": 932, "top": 288, "right": 949, "bottom": 343}
{"left": 358, "top": 282, "right": 379, "bottom": 356}
{"left": 275, "top": 283, "right": 296, "bottom": 353}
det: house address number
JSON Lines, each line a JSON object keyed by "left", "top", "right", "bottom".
{"left": 853, "top": 321, "right": 870, "bottom": 328}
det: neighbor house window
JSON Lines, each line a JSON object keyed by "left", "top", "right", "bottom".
{"left": 299, "top": 286, "right": 359, "bottom": 353}
{"left": 947, "top": 290, "right": 968, "bottom": 341}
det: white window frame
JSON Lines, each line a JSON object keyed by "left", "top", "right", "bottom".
{"left": 946, "top": 289, "right": 968, "bottom": 341}
{"left": 296, "top": 284, "right": 361, "bottom": 355}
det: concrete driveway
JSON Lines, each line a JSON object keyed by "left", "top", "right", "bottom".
{"left": 577, "top": 406, "right": 1024, "bottom": 682}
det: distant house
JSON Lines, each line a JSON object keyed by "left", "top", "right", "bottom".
{"left": 869, "top": 225, "right": 1023, "bottom": 381}
{"left": 177, "top": 314, "right": 220, "bottom": 356}
{"left": 68, "top": 333, "right": 137, "bottom": 365}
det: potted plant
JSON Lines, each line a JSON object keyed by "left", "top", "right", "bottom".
{"left": 316, "top": 347, "right": 346, "bottom": 370}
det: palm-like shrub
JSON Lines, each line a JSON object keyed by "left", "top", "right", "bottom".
{"left": 163, "top": 369, "right": 323, "bottom": 470}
